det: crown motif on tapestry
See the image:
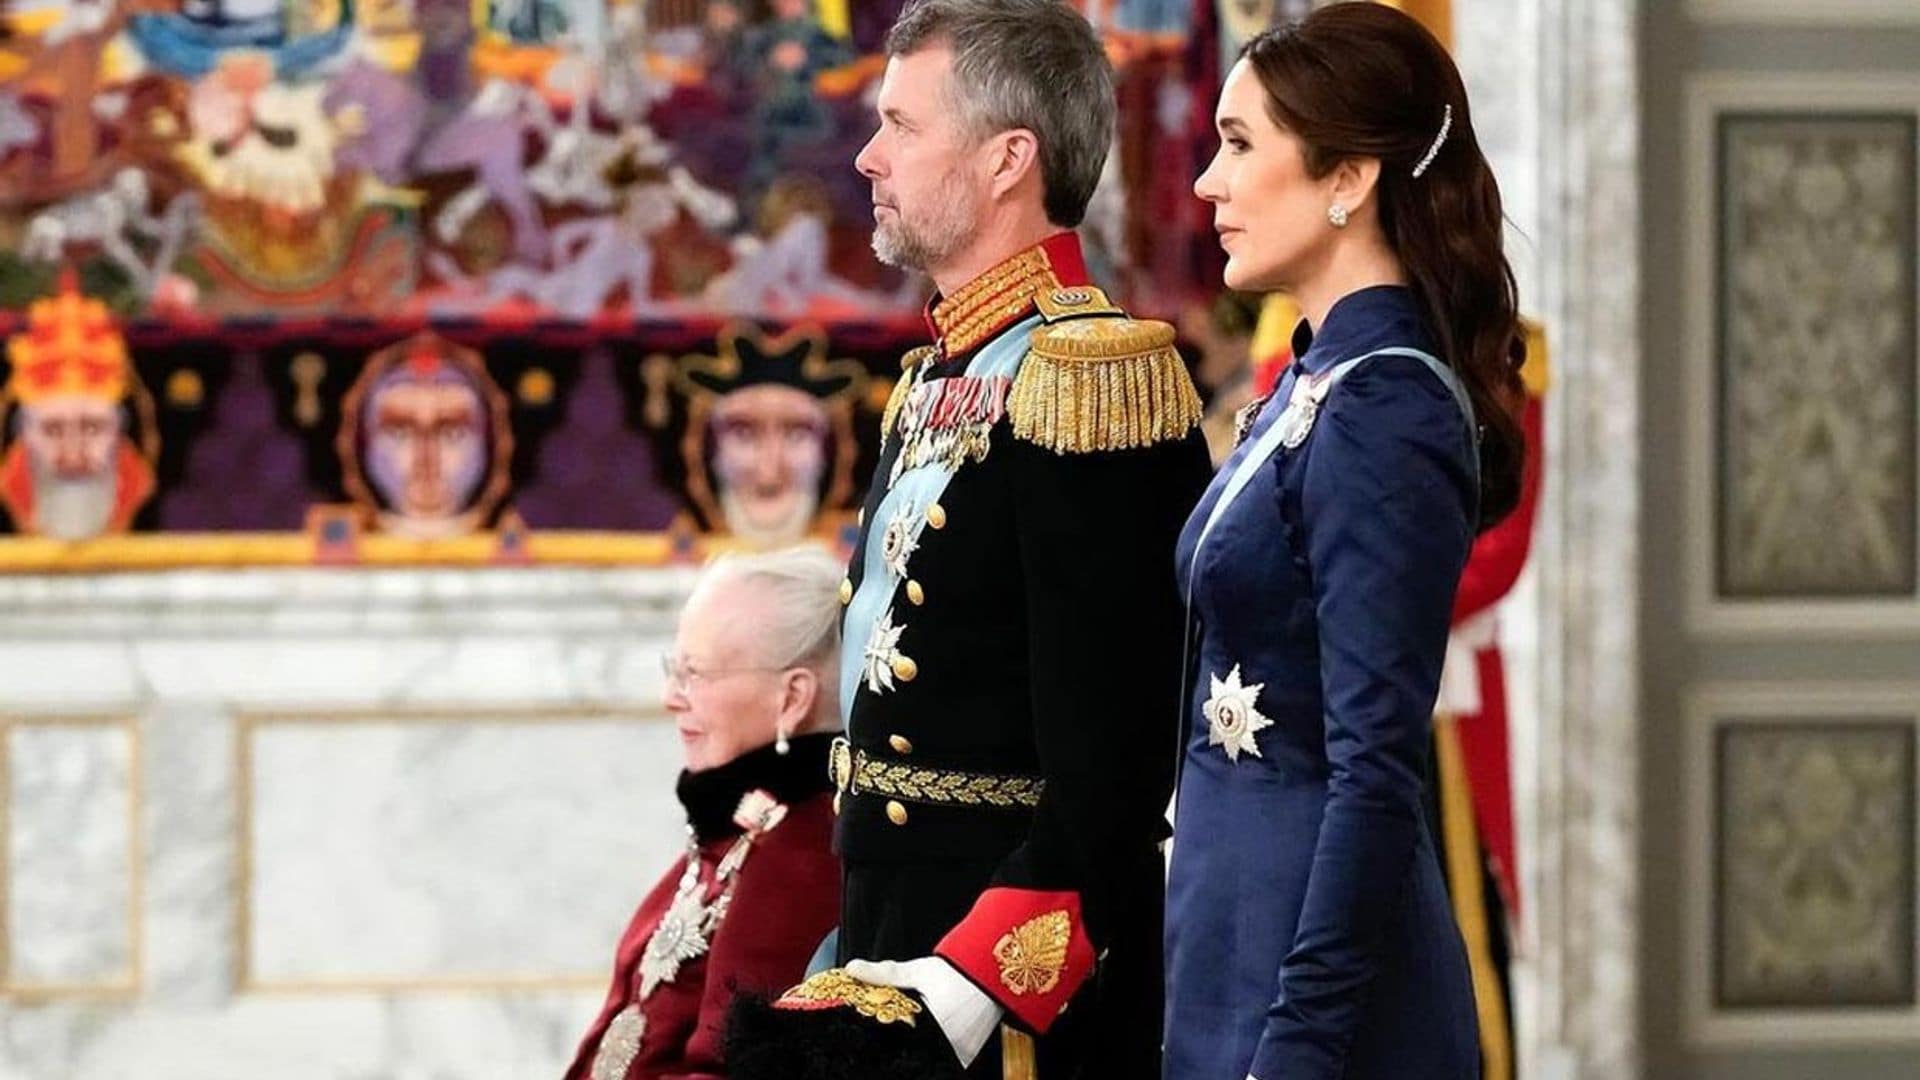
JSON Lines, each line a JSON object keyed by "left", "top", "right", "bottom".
{"left": 5, "top": 272, "right": 131, "bottom": 404}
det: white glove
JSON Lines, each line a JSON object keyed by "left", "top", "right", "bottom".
{"left": 843, "top": 956, "right": 1002, "bottom": 1068}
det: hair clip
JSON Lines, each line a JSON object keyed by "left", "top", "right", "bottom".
{"left": 1412, "top": 104, "right": 1453, "bottom": 179}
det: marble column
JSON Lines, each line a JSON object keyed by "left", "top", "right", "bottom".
{"left": 1455, "top": 1, "right": 1643, "bottom": 1078}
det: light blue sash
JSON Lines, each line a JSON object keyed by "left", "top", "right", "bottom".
{"left": 838, "top": 316, "right": 1044, "bottom": 722}
{"left": 1190, "top": 345, "right": 1474, "bottom": 569}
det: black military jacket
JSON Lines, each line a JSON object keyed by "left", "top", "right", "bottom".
{"left": 831, "top": 232, "right": 1211, "bottom": 1053}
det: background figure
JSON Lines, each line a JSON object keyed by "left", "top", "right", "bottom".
{"left": 709, "top": 385, "right": 830, "bottom": 546}
{"left": 0, "top": 276, "right": 156, "bottom": 540}
{"left": 1427, "top": 321, "right": 1548, "bottom": 1080}
{"left": 566, "top": 548, "right": 844, "bottom": 1080}
{"left": 338, "top": 333, "right": 513, "bottom": 539}
{"left": 675, "top": 327, "right": 868, "bottom": 549}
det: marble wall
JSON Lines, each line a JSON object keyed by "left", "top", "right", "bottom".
{"left": 0, "top": 569, "right": 698, "bottom": 1080}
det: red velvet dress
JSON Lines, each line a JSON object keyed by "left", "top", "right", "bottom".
{"left": 566, "top": 737, "right": 841, "bottom": 1080}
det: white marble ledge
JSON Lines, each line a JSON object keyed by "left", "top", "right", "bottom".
{"left": 0, "top": 568, "right": 701, "bottom": 638}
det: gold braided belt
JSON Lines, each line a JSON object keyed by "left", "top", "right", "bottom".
{"left": 830, "top": 737, "right": 1045, "bottom": 809}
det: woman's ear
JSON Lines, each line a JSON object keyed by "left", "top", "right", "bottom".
{"left": 776, "top": 667, "right": 819, "bottom": 736}
{"left": 1328, "top": 155, "right": 1384, "bottom": 219}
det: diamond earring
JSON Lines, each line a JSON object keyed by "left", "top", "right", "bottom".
{"left": 1328, "top": 203, "right": 1349, "bottom": 228}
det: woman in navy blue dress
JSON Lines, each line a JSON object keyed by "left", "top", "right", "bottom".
{"left": 1164, "top": 6, "right": 1529, "bottom": 1079}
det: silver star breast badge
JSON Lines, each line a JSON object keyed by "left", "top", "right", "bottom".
{"left": 638, "top": 889, "right": 714, "bottom": 998}
{"left": 591, "top": 1004, "right": 648, "bottom": 1080}
{"left": 881, "top": 503, "right": 920, "bottom": 580}
{"left": 863, "top": 612, "right": 906, "bottom": 694}
{"left": 1204, "top": 664, "right": 1273, "bottom": 762}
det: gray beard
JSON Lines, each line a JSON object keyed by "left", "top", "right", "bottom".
{"left": 30, "top": 462, "right": 118, "bottom": 540}
{"left": 720, "top": 488, "right": 820, "bottom": 549}
{"left": 870, "top": 179, "right": 981, "bottom": 271}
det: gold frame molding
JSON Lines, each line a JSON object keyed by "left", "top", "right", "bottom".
{"left": 0, "top": 713, "right": 143, "bottom": 1004}
{"left": 0, "top": 531, "right": 701, "bottom": 573}
{"left": 233, "top": 705, "right": 670, "bottom": 995}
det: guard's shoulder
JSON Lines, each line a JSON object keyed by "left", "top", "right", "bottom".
{"left": 1009, "top": 293, "right": 1201, "bottom": 454}
{"left": 1519, "top": 317, "right": 1549, "bottom": 397}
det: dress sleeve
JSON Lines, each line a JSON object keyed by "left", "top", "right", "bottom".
{"left": 1247, "top": 357, "right": 1477, "bottom": 1080}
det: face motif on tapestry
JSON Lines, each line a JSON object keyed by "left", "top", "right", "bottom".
{"left": 0, "top": 282, "right": 156, "bottom": 541}
{"left": 710, "top": 383, "right": 831, "bottom": 547}
{"left": 11, "top": 396, "right": 133, "bottom": 540}
{"left": 341, "top": 334, "right": 511, "bottom": 538}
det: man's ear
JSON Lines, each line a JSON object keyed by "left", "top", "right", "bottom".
{"left": 983, "top": 127, "right": 1042, "bottom": 203}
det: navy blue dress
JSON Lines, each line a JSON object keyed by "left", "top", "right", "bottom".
{"left": 1164, "top": 286, "right": 1481, "bottom": 1080}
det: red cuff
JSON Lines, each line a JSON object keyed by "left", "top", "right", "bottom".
{"left": 933, "top": 887, "right": 1095, "bottom": 1033}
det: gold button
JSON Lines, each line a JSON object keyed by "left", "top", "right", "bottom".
{"left": 925, "top": 503, "right": 947, "bottom": 530}
{"left": 858, "top": 506, "right": 866, "bottom": 527}
{"left": 906, "top": 580, "right": 925, "bottom": 606}
{"left": 839, "top": 578, "right": 853, "bottom": 605}
{"left": 886, "top": 800, "right": 909, "bottom": 826}
{"left": 889, "top": 734, "right": 913, "bottom": 754}
{"left": 890, "top": 654, "right": 918, "bottom": 683}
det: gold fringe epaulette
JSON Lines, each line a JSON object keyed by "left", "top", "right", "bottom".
{"left": 882, "top": 346, "right": 936, "bottom": 439}
{"left": 1009, "top": 317, "right": 1202, "bottom": 454}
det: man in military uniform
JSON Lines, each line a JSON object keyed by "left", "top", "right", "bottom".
{"left": 726, "top": 2, "right": 1211, "bottom": 1077}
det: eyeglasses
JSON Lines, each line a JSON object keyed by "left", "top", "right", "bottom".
{"left": 659, "top": 652, "right": 788, "bottom": 693}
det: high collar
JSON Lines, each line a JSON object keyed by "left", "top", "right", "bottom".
{"left": 674, "top": 732, "right": 835, "bottom": 843}
{"left": 923, "top": 232, "right": 1092, "bottom": 363}
{"left": 1290, "top": 284, "right": 1435, "bottom": 375}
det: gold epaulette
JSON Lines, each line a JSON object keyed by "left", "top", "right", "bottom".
{"left": 882, "top": 345, "right": 936, "bottom": 438}
{"left": 1009, "top": 316, "right": 1202, "bottom": 454}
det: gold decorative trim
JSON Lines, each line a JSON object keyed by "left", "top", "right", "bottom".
{"left": 1033, "top": 285, "right": 1123, "bottom": 322}
{"left": 0, "top": 713, "right": 143, "bottom": 1003}
{"left": 932, "top": 248, "right": 1063, "bottom": 358}
{"left": 830, "top": 739, "right": 1044, "bottom": 809}
{"left": 992, "top": 910, "right": 1071, "bottom": 997}
{"left": 0, "top": 531, "right": 705, "bottom": 573}
{"left": 1010, "top": 319, "right": 1202, "bottom": 454}
{"left": 882, "top": 347, "right": 937, "bottom": 442}
{"left": 775, "top": 967, "right": 922, "bottom": 1026}
{"left": 234, "top": 705, "right": 669, "bottom": 995}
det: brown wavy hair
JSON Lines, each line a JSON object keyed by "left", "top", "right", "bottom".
{"left": 1242, "top": 3, "right": 1525, "bottom": 530}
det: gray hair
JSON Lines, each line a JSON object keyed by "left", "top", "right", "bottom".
{"left": 887, "top": 0, "right": 1114, "bottom": 228}
{"left": 690, "top": 546, "right": 844, "bottom": 674}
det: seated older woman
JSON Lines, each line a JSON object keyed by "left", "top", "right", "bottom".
{"left": 566, "top": 548, "right": 844, "bottom": 1080}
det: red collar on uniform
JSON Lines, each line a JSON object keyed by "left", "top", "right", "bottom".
{"left": 924, "top": 232, "right": 1092, "bottom": 361}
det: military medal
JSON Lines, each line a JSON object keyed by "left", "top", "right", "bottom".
{"left": 1276, "top": 373, "right": 1331, "bottom": 451}
{"left": 591, "top": 1008, "right": 647, "bottom": 1080}
{"left": 1231, "top": 392, "right": 1271, "bottom": 448}
{"left": 890, "top": 374, "right": 1010, "bottom": 483}
{"left": 1203, "top": 665, "right": 1273, "bottom": 762}
{"left": 862, "top": 611, "right": 914, "bottom": 694}
{"left": 589, "top": 796, "right": 779, "bottom": 1080}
